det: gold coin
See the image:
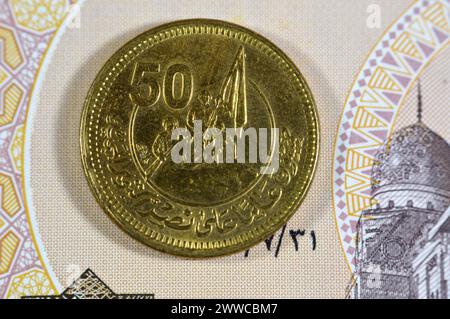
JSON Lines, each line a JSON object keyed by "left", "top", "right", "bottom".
{"left": 80, "top": 19, "right": 319, "bottom": 257}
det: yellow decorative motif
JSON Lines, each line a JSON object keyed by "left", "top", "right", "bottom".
{"left": 0, "top": 173, "right": 21, "bottom": 218}
{"left": 346, "top": 192, "right": 373, "bottom": 216}
{"left": 0, "top": 83, "right": 23, "bottom": 126}
{"left": 10, "top": 125, "right": 24, "bottom": 173}
{"left": 0, "top": 26, "right": 24, "bottom": 70}
{"left": 346, "top": 149, "right": 374, "bottom": 172}
{"left": 422, "top": 2, "right": 450, "bottom": 32}
{"left": 392, "top": 32, "right": 424, "bottom": 60}
{"left": 360, "top": 90, "right": 379, "bottom": 104}
{"left": 341, "top": 2, "right": 450, "bottom": 220}
{"left": 369, "top": 67, "right": 403, "bottom": 91}
{"left": 353, "top": 107, "right": 387, "bottom": 129}
{"left": 0, "top": 68, "right": 8, "bottom": 86}
{"left": 345, "top": 173, "right": 369, "bottom": 191}
{"left": 0, "top": 231, "right": 20, "bottom": 275}
{"left": 0, "top": 0, "right": 75, "bottom": 299}
{"left": 6, "top": 269, "right": 56, "bottom": 299}
{"left": 359, "top": 88, "right": 393, "bottom": 109}
{"left": 408, "top": 18, "right": 436, "bottom": 46}
{"left": 409, "top": 19, "right": 427, "bottom": 37}
{"left": 11, "top": 0, "right": 68, "bottom": 33}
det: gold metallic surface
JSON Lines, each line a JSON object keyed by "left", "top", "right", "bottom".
{"left": 80, "top": 19, "right": 319, "bottom": 257}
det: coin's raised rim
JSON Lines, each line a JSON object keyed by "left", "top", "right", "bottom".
{"left": 80, "top": 18, "right": 320, "bottom": 258}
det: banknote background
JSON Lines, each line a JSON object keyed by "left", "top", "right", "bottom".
{"left": 395, "top": 46, "right": 449, "bottom": 139}
{"left": 0, "top": 0, "right": 437, "bottom": 298}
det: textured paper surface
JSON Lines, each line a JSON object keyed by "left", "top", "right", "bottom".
{"left": 24, "top": 0, "right": 412, "bottom": 298}
{"left": 4, "top": 0, "right": 449, "bottom": 300}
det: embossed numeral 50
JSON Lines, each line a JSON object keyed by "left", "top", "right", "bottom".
{"left": 129, "top": 62, "right": 193, "bottom": 109}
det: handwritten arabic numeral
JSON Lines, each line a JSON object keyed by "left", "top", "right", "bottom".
{"left": 289, "top": 229, "right": 305, "bottom": 251}
{"left": 163, "top": 64, "right": 193, "bottom": 109}
{"left": 129, "top": 62, "right": 161, "bottom": 107}
{"left": 274, "top": 224, "right": 287, "bottom": 257}
{"left": 310, "top": 230, "right": 317, "bottom": 250}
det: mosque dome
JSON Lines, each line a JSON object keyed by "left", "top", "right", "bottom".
{"left": 371, "top": 122, "right": 450, "bottom": 212}
{"left": 372, "top": 122, "right": 450, "bottom": 192}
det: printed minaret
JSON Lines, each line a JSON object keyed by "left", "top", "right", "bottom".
{"left": 417, "top": 79, "right": 423, "bottom": 123}
{"left": 221, "top": 46, "right": 248, "bottom": 128}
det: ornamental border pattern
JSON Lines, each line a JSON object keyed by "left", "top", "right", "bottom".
{"left": 332, "top": 0, "right": 450, "bottom": 270}
{"left": 0, "top": 0, "right": 75, "bottom": 299}
{"left": 2, "top": 0, "right": 449, "bottom": 299}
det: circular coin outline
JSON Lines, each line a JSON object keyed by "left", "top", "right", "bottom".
{"left": 80, "top": 19, "right": 320, "bottom": 257}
